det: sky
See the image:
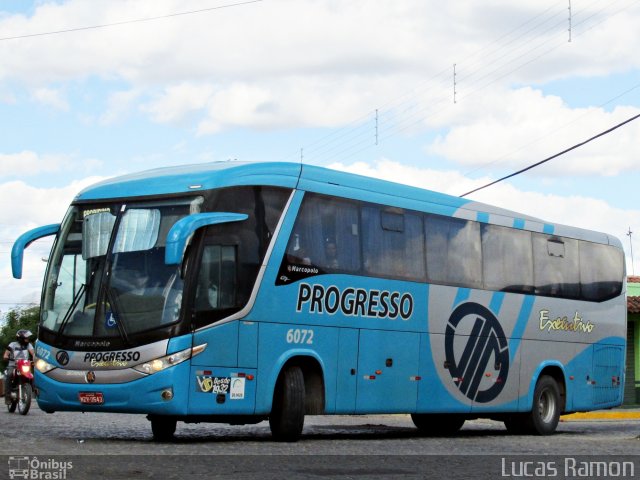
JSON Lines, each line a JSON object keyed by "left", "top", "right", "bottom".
{"left": 1, "top": 0, "right": 640, "bottom": 315}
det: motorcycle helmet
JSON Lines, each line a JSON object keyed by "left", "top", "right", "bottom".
{"left": 16, "top": 329, "right": 32, "bottom": 346}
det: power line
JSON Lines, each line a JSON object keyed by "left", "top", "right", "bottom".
{"left": 299, "top": 0, "right": 638, "bottom": 168}
{"left": 0, "top": 0, "right": 263, "bottom": 42}
{"left": 459, "top": 111, "right": 640, "bottom": 197}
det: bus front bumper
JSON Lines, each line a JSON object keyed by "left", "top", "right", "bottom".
{"left": 34, "top": 361, "right": 190, "bottom": 415}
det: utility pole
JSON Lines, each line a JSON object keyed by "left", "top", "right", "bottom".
{"left": 453, "top": 63, "right": 457, "bottom": 104}
{"left": 375, "top": 109, "right": 379, "bottom": 146}
{"left": 628, "top": 227, "right": 635, "bottom": 275}
{"left": 568, "top": 0, "right": 572, "bottom": 43}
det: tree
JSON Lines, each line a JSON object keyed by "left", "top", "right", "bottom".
{"left": 1, "top": 307, "right": 39, "bottom": 371}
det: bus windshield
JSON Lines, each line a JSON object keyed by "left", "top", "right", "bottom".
{"left": 41, "top": 197, "right": 203, "bottom": 340}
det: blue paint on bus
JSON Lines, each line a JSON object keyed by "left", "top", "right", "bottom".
{"left": 15, "top": 161, "right": 625, "bottom": 439}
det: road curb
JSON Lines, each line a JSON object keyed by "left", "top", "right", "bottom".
{"left": 561, "top": 411, "right": 640, "bottom": 421}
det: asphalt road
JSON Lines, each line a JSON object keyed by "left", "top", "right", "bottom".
{"left": 2, "top": 408, "right": 640, "bottom": 479}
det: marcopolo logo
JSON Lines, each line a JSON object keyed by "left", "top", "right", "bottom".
{"left": 55, "top": 350, "right": 70, "bottom": 366}
{"left": 445, "top": 302, "right": 509, "bottom": 403}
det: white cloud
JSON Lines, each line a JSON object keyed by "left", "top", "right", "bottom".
{"left": 0, "top": 151, "right": 68, "bottom": 176}
{"left": 143, "top": 82, "right": 215, "bottom": 124}
{"left": 195, "top": 75, "right": 399, "bottom": 134}
{"left": 0, "top": 176, "right": 104, "bottom": 229}
{"left": 30, "top": 87, "right": 69, "bottom": 110}
{"left": 1, "top": 0, "right": 639, "bottom": 134}
{"left": 0, "top": 151, "right": 103, "bottom": 177}
{"left": 425, "top": 86, "right": 640, "bottom": 177}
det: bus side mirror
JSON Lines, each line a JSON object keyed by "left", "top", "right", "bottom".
{"left": 12, "top": 224, "right": 60, "bottom": 279}
{"left": 165, "top": 212, "right": 248, "bottom": 266}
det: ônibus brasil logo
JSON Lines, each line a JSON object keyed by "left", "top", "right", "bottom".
{"left": 445, "top": 302, "right": 509, "bottom": 403}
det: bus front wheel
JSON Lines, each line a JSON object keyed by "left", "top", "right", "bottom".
{"left": 505, "top": 375, "right": 560, "bottom": 435}
{"left": 269, "top": 365, "right": 305, "bottom": 442}
{"left": 411, "top": 413, "right": 465, "bottom": 436}
{"left": 149, "top": 415, "right": 177, "bottom": 441}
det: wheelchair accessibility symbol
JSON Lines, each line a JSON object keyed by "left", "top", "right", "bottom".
{"left": 445, "top": 302, "right": 510, "bottom": 403}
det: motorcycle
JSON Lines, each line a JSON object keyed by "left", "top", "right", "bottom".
{"left": 6, "top": 358, "right": 34, "bottom": 415}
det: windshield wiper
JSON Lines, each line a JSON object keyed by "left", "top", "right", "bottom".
{"left": 56, "top": 265, "right": 99, "bottom": 340}
{"left": 56, "top": 282, "right": 86, "bottom": 340}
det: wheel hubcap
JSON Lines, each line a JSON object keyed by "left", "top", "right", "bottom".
{"left": 538, "top": 389, "right": 556, "bottom": 424}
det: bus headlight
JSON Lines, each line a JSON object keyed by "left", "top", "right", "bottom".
{"left": 133, "top": 344, "right": 207, "bottom": 375}
{"left": 35, "top": 358, "right": 56, "bottom": 374}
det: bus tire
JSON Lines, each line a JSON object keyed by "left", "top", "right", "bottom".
{"left": 269, "top": 365, "right": 305, "bottom": 442}
{"left": 150, "top": 416, "right": 177, "bottom": 441}
{"left": 411, "top": 413, "right": 465, "bottom": 436}
{"left": 507, "top": 375, "right": 560, "bottom": 435}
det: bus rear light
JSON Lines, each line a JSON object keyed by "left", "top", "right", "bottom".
{"left": 237, "top": 372, "right": 246, "bottom": 378}
{"left": 364, "top": 375, "right": 376, "bottom": 380}
{"left": 375, "top": 370, "right": 382, "bottom": 375}
{"left": 410, "top": 376, "right": 421, "bottom": 381}
{"left": 247, "top": 375, "right": 254, "bottom": 381}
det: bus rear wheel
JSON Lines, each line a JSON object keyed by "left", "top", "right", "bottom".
{"left": 269, "top": 365, "right": 305, "bottom": 442}
{"left": 149, "top": 415, "right": 177, "bottom": 441}
{"left": 504, "top": 375, "right": 560, "bottom": 435}
{"left": 411, "top": 413, "right": 465, "bottom": 436}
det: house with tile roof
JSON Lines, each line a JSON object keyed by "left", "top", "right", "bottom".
{"left": 626, "top": 276, "right": 640, "bottom": 404}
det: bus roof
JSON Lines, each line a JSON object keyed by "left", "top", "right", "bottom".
{"left": 75, "top": 161, "right": 621, "bottom": 248}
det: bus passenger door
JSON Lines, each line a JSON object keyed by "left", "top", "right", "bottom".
{"left": 355, "top": 330, "right": 420, "bottom": 413}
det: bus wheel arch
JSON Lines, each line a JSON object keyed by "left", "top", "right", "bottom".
{"left": 505, "top": 366, "right": 566, "bottom": 435}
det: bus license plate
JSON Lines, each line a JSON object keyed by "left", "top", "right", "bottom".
{"left": 78, "top": 392, "right": 104, "bottom": 405}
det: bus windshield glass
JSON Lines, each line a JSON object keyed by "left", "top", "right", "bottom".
{"left": 41, "top": 197, "right": 203, "bottom": 339}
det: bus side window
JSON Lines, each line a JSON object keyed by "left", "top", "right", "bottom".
{"left": 285, "top": 195, "right": 361, "bottom": 272}
{"left": 579, "top": 241, "right": 623, "bottom": 302}
{"left": 482, "top": 224, "right": 534, "bottom": 294}
{"left": 533, "top": 235, "right": 580, "bottom": 298}
{"left": 362, "top": 206, "right": 425, "bottom": 281}
{"left": 425, "top": 216, "right": 482, "bottom": 289}
{"left": 195, "top": 245, "right": 237, "bottom": 311}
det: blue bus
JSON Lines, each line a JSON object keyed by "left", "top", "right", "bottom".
{"left": 12, "top": 162, "right": 626, "bottom": 441}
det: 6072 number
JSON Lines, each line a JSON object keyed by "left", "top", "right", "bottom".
{"left": 286, "top": 328, "right": 314, "bottom": 345}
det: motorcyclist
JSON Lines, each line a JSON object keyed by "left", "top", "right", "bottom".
{"left": 3, "top": 330, "right": 34, "bottom": 405}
